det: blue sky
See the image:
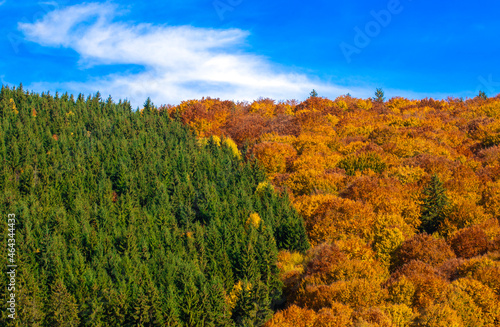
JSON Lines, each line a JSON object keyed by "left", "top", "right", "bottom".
{"left": 1, "top": 0, "right": 499, "bottom": 107}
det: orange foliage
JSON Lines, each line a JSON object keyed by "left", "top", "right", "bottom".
{"left": 386, "top": 260, "right": 449, "bottom": 308}
{"left": 249, "top": 98, "right": 276, "bottom": 117}
{"left": 416, "top": 303, "right": 463, "bottom": 327}
{"left": 171, "top": 98, "right": 232, "bottom": 137}
{"left": 167, "top": 94, "right": 500, "bottom": 323}
{"left": 305, "top": 197, "right": 376, "bottom": 246}
{"left": 226, "top": 113, "right": 266, "bottom": 145}
{"left": 263, "top": 305, "right": 317, "bottom": 327}
{"left": 352, "top": 307, "right": 392, "bottom": 327}
{"left": 250, "top": 142, "right": 297, "bottom": 175}
{"left": 264, "top": 303, "right": 353, "bottom": 327}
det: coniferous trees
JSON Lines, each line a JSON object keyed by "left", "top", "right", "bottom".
{"left": 419, "top": 174, "right": 449, "bottom": 234}
{"left": 0, "top": 85, "right": 309, "bottom": 326}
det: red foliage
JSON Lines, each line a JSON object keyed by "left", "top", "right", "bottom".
{"left": 395, "top": 233, "right": 456, "bottom": 268}
{"left": 225, "top": 114, "right": 266, "bottom": 146}
{"left": 263, "top": 114, "right": 301, "bottom": 137}
{"left": 305, "top": 243, "right": 346, "bottom": 277}
{"left": 449, "top": 226, "right": 490, "bottom": 258}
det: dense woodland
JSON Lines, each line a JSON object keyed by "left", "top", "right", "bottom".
{"left": 0, "top": 85, "right": 308, "bottom": 326}
{"left": 167, "top": 91, "right": 500, "bottom": 326}
{"left": 1, "top": 84, "right": 500, "bottom": 326}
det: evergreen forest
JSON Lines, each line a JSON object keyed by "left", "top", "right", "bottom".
{"left": 0, "top": 85, "right": 308, "bottom": 326}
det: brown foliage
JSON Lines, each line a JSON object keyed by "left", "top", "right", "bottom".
{"left": 395, "top": 233, "right": 456, "bottom": 268}
{"left": 438, "top": 258, "right": 465, "bottom": 281}
{"left": 263, "top": 114, "right": 301, "bottom": 137}
{"left": 491, "top": 235, "right": 500, "bottom": 252}
{"left": 449, "top": 226, "right": 490, "bottom": 259}
{"left": 225, "top": 113, "right": 266, "bottom": 145}
{"left": 305, "top": 243, "right": 346, "bottom": 278}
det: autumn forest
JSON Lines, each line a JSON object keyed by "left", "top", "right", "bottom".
{"left": 1, "top": 84, "right": 500, "bottom": 326}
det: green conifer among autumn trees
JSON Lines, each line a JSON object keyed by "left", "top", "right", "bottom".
{"left": 420, "top": 174, "right": 450, "bottom": 234}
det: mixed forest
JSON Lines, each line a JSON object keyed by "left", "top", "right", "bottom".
{"left": 1, "top": 84, "right": 500, "bottom": 326}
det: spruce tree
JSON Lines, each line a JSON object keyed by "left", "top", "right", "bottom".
{"left": 420, "top": 174, "right": 449, "bottom": 234}
{"left": 47, "top": 280, "right": 80, "bottom": 327}
{"left": 374, "top": 88, "right": 385, "bottom": 103}
{"left": 478, "top": 90, "right": 488, "bottom": 100}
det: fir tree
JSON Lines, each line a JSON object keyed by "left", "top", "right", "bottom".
{"left": 373, "top": 88, "right": 385, "bottom": 103}
{"left": 419, "top": 174, "right": 449, "bottom": 234}
{"left": 47, "top": 280, "right": 80, "bottom": 327}
{"left": 478, "top": 90, "right": 488, "bottom": 100}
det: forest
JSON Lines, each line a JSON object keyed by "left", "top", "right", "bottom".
{"left": 0, "top": 85, "right": 307, "bottom": 326}
{"left": 1, "top": 84, "right": 500, "bottom": 326}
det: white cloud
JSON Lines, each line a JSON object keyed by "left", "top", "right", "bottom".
{"left": 19, "top": 2, "right": 372, "bottom": 106}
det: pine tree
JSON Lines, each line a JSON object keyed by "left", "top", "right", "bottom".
{"left": 163, "top": 284, "right": 180, "bottom": 326}
{"left": 206, "top": 276, "right": 233, "bottom": 326}
{"left": 47, "top": 280, "right": 80, "bottom": 327}
{"left": 478, "top": 90, "right": 488, "bottom": 100}
{"left": 419, "top": 174, "right": 449, "bottom": 234}
{"left": 374, "top": 88, "right": 385, "bottom": 103}
{"left": 14, "top": 267, "right": 45, "bottom": 326}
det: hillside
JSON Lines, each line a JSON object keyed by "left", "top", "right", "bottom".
{"left": 1, "top": 84, "right": 500, "bottom": 326}
{"left": 170, "top": 94, "right": 500, "bottom": 326}
{"left": 0, "top": 85, "right": 308, "bottom": 326}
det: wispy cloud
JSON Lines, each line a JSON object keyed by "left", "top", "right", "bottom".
{"left": 0, "top": 0, "right": 7, "bottom": 6}
{"left": 18, "top": 2, "right": 364, "bottom": 106}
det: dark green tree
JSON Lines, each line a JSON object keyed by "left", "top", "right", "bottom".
{"left": 373, "top": 88, "right": 385, "bottom": 103}
{"left": 419, "top": 174, "right": 449, "bottom": 234}
{"left": 309, "top": 89, "right": 318, "bottom": 98}
{"left": 478, "top": 90, "right": 488, "bottom": 100}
